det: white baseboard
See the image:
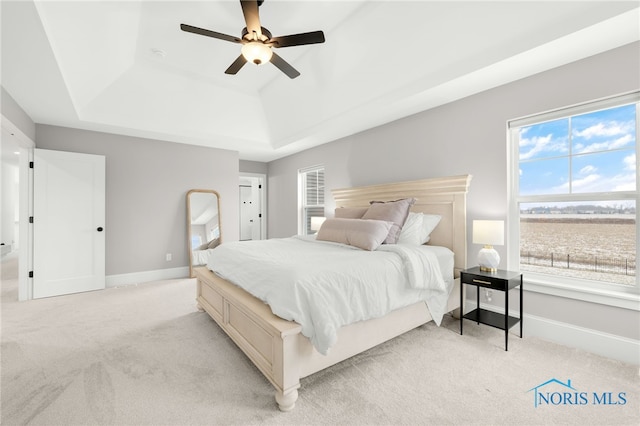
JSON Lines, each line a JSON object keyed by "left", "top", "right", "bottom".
{"left": 468, "top": 301, "right": 640, "bottom": 366}
{"left": 106, "top": 267, "right": 191, "bottom": 288}
{"left": 524, "top": 312, "right": 640, "bottom": 366}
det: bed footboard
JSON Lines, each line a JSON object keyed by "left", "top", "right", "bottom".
{"left": 195, "top": 267, "right": 461, "bottom": 411}
{"left": 195, "top": 267, "right": 303, "bottom": 411}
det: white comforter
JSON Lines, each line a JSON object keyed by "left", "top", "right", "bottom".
{"left": 207, "top": 236, "right": 453, "bottom": 355}
{"left": 191, "top": 248, "right": 215, "bottom": 266}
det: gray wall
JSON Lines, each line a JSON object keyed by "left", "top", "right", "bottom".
{"left": 1, "top": 86, "right": 36, "bottom": 141}
{"left": 266, "top": 42, "right": 640, "bottom": 340}
{"left": 36, "top": 124, "right": 239, "bottom": 277}
{"left": 239, "top": 159, "right": 268, "bottom": 175}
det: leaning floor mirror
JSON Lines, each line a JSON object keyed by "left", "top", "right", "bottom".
{"left": 187, "top": 189, "right": 221, "bottom": 278}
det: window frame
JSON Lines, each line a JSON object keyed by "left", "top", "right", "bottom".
{"left": 298, "top": 165, "right": 325, "bottom": 236}
{"left": 507, "top": 92, "right": 640, "bottom": 309}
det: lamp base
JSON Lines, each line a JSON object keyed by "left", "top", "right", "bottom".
{"left": 477, "top": 245, "right": 500, "bottom": 273}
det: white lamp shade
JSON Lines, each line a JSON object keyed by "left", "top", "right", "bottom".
{"left": 472, "top": 220, "right": 504, "bottom": 246}
{"left": 310, "top": 216, "right": 326, "bottom": 231}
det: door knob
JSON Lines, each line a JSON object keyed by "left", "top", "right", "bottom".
{"left": 97, "top": 227, "right": 104, "bottom": 232}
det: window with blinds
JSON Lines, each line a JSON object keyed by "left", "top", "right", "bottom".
{"left": 299, "top": 166, "right": 325, "bottom": 235}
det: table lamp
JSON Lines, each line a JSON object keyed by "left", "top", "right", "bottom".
{"left": 310, "top": 216, "right": 326, "bottom": 233}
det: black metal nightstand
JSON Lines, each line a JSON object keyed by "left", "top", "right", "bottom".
{"left": 459, "top": 267, "right": 523, "bottom": 351}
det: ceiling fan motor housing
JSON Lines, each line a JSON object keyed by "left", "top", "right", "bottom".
{"left": 242, "top": 26, "right": 272, "bottom": 43}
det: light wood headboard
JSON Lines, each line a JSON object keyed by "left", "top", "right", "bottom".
{"left": 331, "top": 174, "right": 472, "bottom": 276}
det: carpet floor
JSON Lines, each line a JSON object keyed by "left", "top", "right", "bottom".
{"left": 1, "top": 254, "right": 639, "bottom": 425}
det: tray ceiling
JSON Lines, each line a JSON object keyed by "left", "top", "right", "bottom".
{"left": 2, "top": 1, "right": 638, "bottom": 161}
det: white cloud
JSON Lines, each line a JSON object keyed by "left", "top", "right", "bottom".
{"left": 573, "top": 134, "right": 634, "bottom": 154}
{"left": 623, "top": 153, "right": 636, "bottom": 171}
{"left": 570, "top": 173, "right": 601, "bottom": 190}
{"left": 550, "top": 171, "right": 636, "bottom": 193}
{"left": 519, "top": 133, "right": 550, "bottom": 148}
{"left": 573, "top": 121, "right": 633, "bottom": 140}
{"left": 611, "top": 172, "right": 637, "bottom": 191}
{"left": 579, "top": 165, "right": 597, "bottom": 175}
{"left": 519, "top": 134, "right": 567, "bottom": 160}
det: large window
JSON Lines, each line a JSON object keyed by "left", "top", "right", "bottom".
{"left": 299, "top": 165, "right": 325, "bottom": 235}
{"left": 509, "top": 93, "right": 638, "bottom": 294}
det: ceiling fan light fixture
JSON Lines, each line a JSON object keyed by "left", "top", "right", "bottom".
{"left": 241, "top": 42, "right": 272, "bottom": 65}
{"left": 181, "top": 0, "right": 324, "bottom": 78}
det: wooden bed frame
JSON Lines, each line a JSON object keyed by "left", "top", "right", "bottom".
{"left": 194, "top": 174, "right": 472, "bottom": 411}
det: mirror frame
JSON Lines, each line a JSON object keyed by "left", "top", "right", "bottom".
{"left": 187, "top": 189, "right": 221, "bottom": 278}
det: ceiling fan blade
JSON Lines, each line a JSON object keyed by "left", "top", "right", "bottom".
{"left": 270, "top": 52, "right": 300, "bottom": 79}
{"left": 240, "top": 0, "right": 262, "bottom": 38}
{"left": 270, "top": 31, "right": 325, "bottom": 48}
{"left": 225, "top": 55, "right": 248, "bottom": 75}
{"left": 180, "top": 24, "right": 241, "bottom": 44}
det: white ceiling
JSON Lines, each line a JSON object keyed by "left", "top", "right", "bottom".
{"left": 2, "top": 1, "right": 639, "bottom": 162}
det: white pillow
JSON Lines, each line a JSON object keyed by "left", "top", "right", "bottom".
{"left": 397, "top": 212, "right": 424, "bottom": 245}
{"left": 421, "top": 214, "right": 442, "bottom": 242}
{"left": 316, "top": 218, "right": 393, "bottom": 251}
{"left": 397, "top": 212, "right": 442, "bottom": 245}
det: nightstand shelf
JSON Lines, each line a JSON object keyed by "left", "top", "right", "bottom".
{"left": 460, "top": 266, "right": 523, "bottom": 351}
{"left": 463, "top": 308, "right": 520, "bottom": 331}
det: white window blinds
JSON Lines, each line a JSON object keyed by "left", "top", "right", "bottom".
{"left": 299, "top": 166, "right": 325, "bottom": 235}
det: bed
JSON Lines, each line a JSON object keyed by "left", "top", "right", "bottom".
{"left": 194, "top": 174, "right": 472, "bottom": 411}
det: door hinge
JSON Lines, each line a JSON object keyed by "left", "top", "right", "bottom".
{"left": 258, "top": 213, "right": 262, "bottom": 218}
{"left": 28, "top": 271, "right": 34, "bottom": 278}
{"left": 258, "top": 184, "right": 262, "bottom": 189}
{"left": 29, "top": 161, "right": 34, "bottom": 169}
{"left": 29, "top": 216, "right": 33, "bottom": 223}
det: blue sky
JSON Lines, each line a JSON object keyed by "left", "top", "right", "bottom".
{"left": 519, "top": 104, "right": 637, "bottom": 197}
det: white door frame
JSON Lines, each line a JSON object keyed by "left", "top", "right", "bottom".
{"left": 239, "top": 172, "right": 267, "bottom": 240}
{"left": 1, "top": 115, "right": 35, "bottom": 301}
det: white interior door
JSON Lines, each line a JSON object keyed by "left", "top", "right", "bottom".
{"left": 239, "top": 185, "right": 254, "bottom": 241}
{"left": 239, "top": 174, "right": 266, "bottom": 240}
{"left": 33, "top": 149, "right": 105, "bottom": 298}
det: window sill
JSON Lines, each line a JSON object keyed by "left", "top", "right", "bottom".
{"left": 524, "top": 272, "right": 640, "bottom": 311}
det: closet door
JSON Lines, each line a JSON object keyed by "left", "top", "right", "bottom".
{"left": 33, "top": 149, "right": 105, "bottom": 298}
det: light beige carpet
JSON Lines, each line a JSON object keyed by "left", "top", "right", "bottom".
{"left": 1, "top": 254, "right": 639, "bottom": 425}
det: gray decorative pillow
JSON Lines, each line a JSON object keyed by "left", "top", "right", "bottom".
{"left": 362, "top": 198, "right": 416, "bottom": 244}
{"left": 316, "top": 218, "right": 393, "bottom": 251}
{"left": 207, "top": 238, "right": 221, "bottom": 249}
{"left": 334, "top": 207, "right": 369, "bottom": 219}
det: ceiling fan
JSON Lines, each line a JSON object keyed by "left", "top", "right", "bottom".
{"left": 180, "top": 0, "right": 325, "bottom": 79}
